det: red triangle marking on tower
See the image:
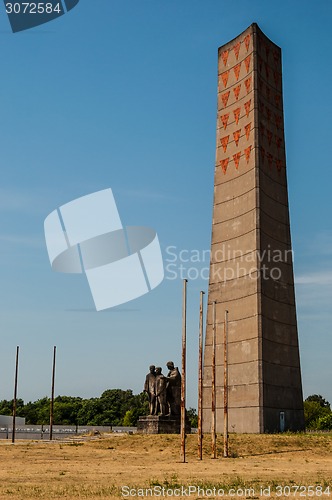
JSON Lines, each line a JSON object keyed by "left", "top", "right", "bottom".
{"left": 220, "top": 158, "right": 229, "bottom": 174}
{"left": 233, "top": 63, "right": 241, "bottom": 81}
{"left": 276, "top": 159, "right": 283, "bottom": 172}
{"left": 221, "top": 50, "right": 229, "bottom": 67}
{"left": 221, "top": 91, "right": 230, "bottom": 108}
{"left": 233, "top": 41, "right": 241, "bottom": 60}
{"left": 221, "top": 70, "right": 229, "bottom": 88}
{"left": 244, "top": 145, "right": 252, "bottom": 164}
{"left": 220, "top": 113, "right": 229, "bottom": 130}
{"left": 261, "top": 146, "right": 265, "bottom": 163}
{"left": 220, "top": 135, "right": 230, "bottom": 152}
{"left": 267, "top": 130, "right": 272, "bottom": 146}
{"left": 245, "top": 123, "right": 251, "bottom": 140}
{"left": 274, "top": 71, "right": 280, "bottom": 87}
{"left": 233, "top": 84, "right": 241, "bottom": 100}
{"left": 244, "top": 99, "right": 251, "bottom": 117}
{"left": 267, "top": 152, "right": 273, "bottom": 169}
{"left": 244, "top": 54, "right": 251, "bottom": 73}
{"left": 233, "top": 130, "right": 241, "bottom": 146}
{"left": 233, "top": 152, "right": 241, "bottom": 169}
{"left": 244, "top": 77, "right": 252, "bottom": 94}
{"left": 233, "top": 107, "right": 241, "bottom": 124}
{"left": 244, "top": 34, "right": 251, "bottom": 52}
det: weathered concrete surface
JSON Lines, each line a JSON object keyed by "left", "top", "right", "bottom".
{"left": 137, "top": 416, "right": 191, "bottom": 435}
{"left": 202, "top": 23, "right": 305, "bottom": 434}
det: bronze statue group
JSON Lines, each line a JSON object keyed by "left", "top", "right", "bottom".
{"left": 144, "top": 361, "right": 181, "bottom": 417}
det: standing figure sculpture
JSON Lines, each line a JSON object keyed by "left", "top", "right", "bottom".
{"left": 144, "top": 365, "right": 156, "bottom": 415}
{"left": 154, "top": 367, "right": 168, "bottom": 416}
{"left": 165, "top": 361, "right": 181, "bottom": 416}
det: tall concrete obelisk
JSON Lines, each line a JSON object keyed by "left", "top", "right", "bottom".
{"left": 203, "top": 23, "right": 305, "bottom": 433}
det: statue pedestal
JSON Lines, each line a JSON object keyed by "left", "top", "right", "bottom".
{"left": 137, "top": 415, "right": 191, "bottom": 434}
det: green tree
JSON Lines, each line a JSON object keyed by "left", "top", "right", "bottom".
{"left": 186, "top": 408, "right": 198, "bottom": 428}
{"left": 304, "top": 401, "right": 330, "bottom": 429}
{"left": 99, "top": 389, "right": 134, "bottom": 425}
{"left": 0, "top": 388, "right": 151, "bottom": 427}
{"left": 316, "top": 413, "right": 332, "bottom": 431}
{"left": 129, "top": 392, "right": 149, "bottom": 424}
{"left": 0, "top": 399, "right": 14, "bottom": 416}
{"left": 123, "top": 409, "right": 136, "bottom": 426}
{"left": 305, "top": 395, "right": 330, "bottom": 409}
{"left": 53, "top": 396, "right": 83, "bottom": 425}
{"left": 75, "top": 390, "right": 142, "bottom": 426}
{"left": 77, "top": 398, "right": 104, "bottom": 425}
{"left": 23, "top": 397, "right": 50, "bottom": 424}
{"left": 0, "top": 398, "right": 25, "bottom": 416}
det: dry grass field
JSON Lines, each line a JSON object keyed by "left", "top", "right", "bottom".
{"left": 0, "top": 433, "right": 331, "bottom": 499}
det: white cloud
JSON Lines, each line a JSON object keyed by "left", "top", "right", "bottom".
{"left": 295, "top": 271, "right": 332, "bottom": 285}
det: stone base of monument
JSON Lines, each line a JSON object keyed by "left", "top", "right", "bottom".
{"left": 137, "top": 415, "right": 191, "bottom": 434}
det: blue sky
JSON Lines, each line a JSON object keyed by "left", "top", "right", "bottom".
{"left": 0, "top": 0, "right": 331, "bottom": 410}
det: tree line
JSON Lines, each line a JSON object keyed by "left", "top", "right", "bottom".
{"left": 0, "top": 389, "right": 198, "bottom": 427}
{"left": 0, "top": 391, "right": 330, "bottom": 430}
{"left": 303, "top": 394, "right": 332, "bottom": 430}
{"left": 0, "top": 390, "right": 148, "bottom": 427}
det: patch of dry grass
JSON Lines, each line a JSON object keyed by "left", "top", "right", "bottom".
{"left": 0, "top": 433, "right": 331, "bottom": 499}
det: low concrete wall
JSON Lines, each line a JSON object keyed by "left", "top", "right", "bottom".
{"left": 0, "top": 425, "right": 136, "bottom": 440}
{"left": 0, "top": 415, "right": 25, "bottom": 427}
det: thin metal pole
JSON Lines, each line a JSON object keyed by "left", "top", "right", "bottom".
{"left": 198, "top": 291, "right": 205, "bottom": 460}
{"left": 180, "top": 279, "right": 187, "bottom": 463}
{"left": 50, "top": 346, "right": 56, "bottom": 441}
{"left": 12, "top": 346, "right": 19, "bottom": 444}
{"left": 211, "top": 301, "right": 217, "bottom": 459}
{"left": 223, "top": 310, "right": 229, "bottom": 458}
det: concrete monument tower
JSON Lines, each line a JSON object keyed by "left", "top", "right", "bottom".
{"left": 203, "top": 24, "right": 305, "bottom": 433}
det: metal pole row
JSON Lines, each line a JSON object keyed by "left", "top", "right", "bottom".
{"left": 11, "top": 346, "right": 57, "bottom": 443}
{"left": 181, "top": 280, "right": 230, "bottom": 462}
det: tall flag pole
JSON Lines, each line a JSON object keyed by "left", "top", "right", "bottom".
{"left": 50, "top": 346, "right": 57, "bottom": 441}
{"left": 180, "top": 279, "right": 188, "bottom": 463}
{"left": 198, "top": 291, "right": 205, "bottom": 460}
{"left": 12, "top": 346, "right": 19, "bottom": 444}
{"left": 211, "top": 301, "right": 217, "bottom": 458}
{"left": 223, "top": 310, "right": 229, "bottom": 458}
